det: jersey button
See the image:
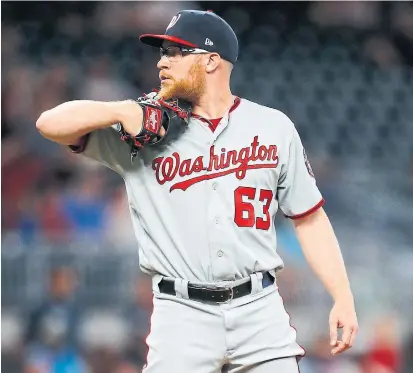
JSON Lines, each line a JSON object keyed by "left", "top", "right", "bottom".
{"left": 217, "top": 250, "right": 224, "bottom": 257}
{"left": 212, "top": 182, "right": 218, "bottom": 190}
{"left": 214, "top": 217, "right": 220, "bottom": 224}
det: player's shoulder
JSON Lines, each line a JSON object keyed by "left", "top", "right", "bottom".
{"left": 238, "top": 98, "right": 296, "bottom": 132}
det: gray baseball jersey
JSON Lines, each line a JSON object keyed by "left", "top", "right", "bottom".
{"left": 71, "top": 97, "right": 324, "bottom": 282}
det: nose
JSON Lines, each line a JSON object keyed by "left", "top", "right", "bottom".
{"left": 157, "top": 55, "right": 170, "bottom": 70}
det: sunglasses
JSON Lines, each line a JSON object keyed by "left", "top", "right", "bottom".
{"left": 159, "top": 46, "right": 210, "bottom": 62}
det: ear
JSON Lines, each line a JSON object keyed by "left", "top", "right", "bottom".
{"left": 205, "top": 53, "right": 221, "bottom": 73}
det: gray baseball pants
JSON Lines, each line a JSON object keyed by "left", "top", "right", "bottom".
{"left": 143, "top": 273, "right": 304, "bottom": 372}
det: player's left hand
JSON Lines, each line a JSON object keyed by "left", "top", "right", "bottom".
{"left": 329, "top": 294, "right": 359, "bottom": 355}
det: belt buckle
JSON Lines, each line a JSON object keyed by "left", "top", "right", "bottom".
{"left": 222, "top": 286, "right": 234, "bottom": 303}
{"left": 195, "top": 285, "right": 235, "bottom": 304}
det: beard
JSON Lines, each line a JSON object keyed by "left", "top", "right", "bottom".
{"left": 157, "top": 61, "right": 206, "bottom": 103}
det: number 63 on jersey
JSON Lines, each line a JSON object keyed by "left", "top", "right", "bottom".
{"left": 234, "top": 186, "right": 274, "bottom": 230}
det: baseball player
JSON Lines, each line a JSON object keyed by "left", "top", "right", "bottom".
{"left": 36, "top": 9, "right": 358, "bottom": 373}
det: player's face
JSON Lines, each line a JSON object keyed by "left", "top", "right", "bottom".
{"left": 157, "top": 42, "right": 207, "bottom": 102}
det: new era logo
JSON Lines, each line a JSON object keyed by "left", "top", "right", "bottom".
{"left": 205, "top": 38, "right": 214, "bottom": 46}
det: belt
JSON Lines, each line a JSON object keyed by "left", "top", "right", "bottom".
{"left": 158, "top": 272, "right": 274, "bottom": 303}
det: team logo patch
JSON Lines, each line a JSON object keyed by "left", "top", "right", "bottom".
{"left": 144, "top": 106, "right": 162, "bottom": 134}
{"left": 303, "top": 148, "right": 314, "bottom": 177}
{"left": 166, "top": 14, "right": 180, "bottom": 31}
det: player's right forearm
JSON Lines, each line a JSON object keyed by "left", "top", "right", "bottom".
{"left": 36, "top": 100, "right": 130, "bottom": 145}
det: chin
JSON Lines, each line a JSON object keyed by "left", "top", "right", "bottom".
{"left": 158, "top": 89, "right": 172, "bottom": 100}
{"left": 158, "top": 81, "right": 201, "bottom": 103}
{"left": 158, "top": 87, "right": 177, "bottom": 101}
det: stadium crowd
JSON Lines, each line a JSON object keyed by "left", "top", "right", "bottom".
{"left": 2, "top": 2, "right": 413, "bottom": 373}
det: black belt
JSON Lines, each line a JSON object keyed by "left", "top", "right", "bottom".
{"left": 158, "top": 272, "right": 274, "bottom": 303}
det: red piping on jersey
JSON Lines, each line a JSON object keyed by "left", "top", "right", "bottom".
{"left": 191, "top": 96, "right": 241, "bottom": 132}
{"left": 278, "top": 293, "right": 307, "bottom": 364}
{"left": 228, "top": 96, "right": 241, "bottom": 113}
{"left": 286, "top": 198, "right": 325, "bottom": 220}
{"left": 68, "top": 133, "right": 91, "bottom": 153}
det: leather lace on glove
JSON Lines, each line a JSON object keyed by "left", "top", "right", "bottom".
{"left": 117, "top": 91, "right": 192, "bottom": 161}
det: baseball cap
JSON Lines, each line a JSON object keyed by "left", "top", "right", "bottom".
{"left": 139, "top": 10, "right": 239, "bottom": 64}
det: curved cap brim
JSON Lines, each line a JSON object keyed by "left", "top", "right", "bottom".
{"left": 139, "top": 34, "right": 198, "bottom": 48}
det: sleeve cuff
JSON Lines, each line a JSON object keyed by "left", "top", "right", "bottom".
{"left": 285, "top": 198, "right": 325, "bottom": 220}
{"left": 68, "top": 133, "right": 91, "bottom": 154}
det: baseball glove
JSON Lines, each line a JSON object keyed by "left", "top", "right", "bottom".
{"left": 117, "top": 91, "right": 192, "bottom": 161}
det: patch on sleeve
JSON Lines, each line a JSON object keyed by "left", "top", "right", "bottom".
{"left": 303, "top": 148, "right": 315, "bottom": 177}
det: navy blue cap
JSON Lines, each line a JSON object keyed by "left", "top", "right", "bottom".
{"left": 139, "top": 10, "right": 238, "bottom": 64}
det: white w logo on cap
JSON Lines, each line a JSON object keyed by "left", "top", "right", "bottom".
{"left": 166, "top": 14, "right": 181, "bottom": 30}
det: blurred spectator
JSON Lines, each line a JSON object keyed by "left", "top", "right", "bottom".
{"left": 2, "top": 64, "right": 37, "bottom": 126}
{"left": 391, "top": 3, "right": 413, "bottom": 66}
{"left": 362, "top": 35, "right": 403, "bottom": 69}
{"left": 78, "top": 311, "right": 138, "bottom": 373}
{"left": 123, "top": 274, "right": 153, "bottom": 369}
{"left": 16, "top": 191, "right": 43, "bottom": 245}
{"left": 32, "top": 61, "right": 73, "bottom": 115}
{"left": 308, "top": 1, "right": 380, "bottom": 29}
{"left": 77, "top": 54, "right": 138, "bottom": 101}
{"left": 39, "top": 187, "right": 73, "bottom": 245}
{"left": 102, "top": 184, "right": 136, "bottom": 248}
{"left": 84, "top": 347, "right": 139, "bottom": 373}
{"left": 1, "top": 312, "right": 25, "bottom": 373}
{"left": 299, "top": 334, "right": 363, "bottom": 373}
{"left": 60, "top": 171, "right": 110, "bottom": 243}
{"left": 2, "top": 139, "right": 45, "bottom": 232}
{"left": 26, "top": 266, "right": 80, "bottom": 347}
{"left": 24, "top": 336, "right": 87, "bottom": 373}
{"left": 401, "top": 331, "right": 413, "bottom": 373}
{"left": 24, "top": 266, "right": 84, "bottom": 373}
{"left": 361, "top": 316, "right": 402, "bottom": 373}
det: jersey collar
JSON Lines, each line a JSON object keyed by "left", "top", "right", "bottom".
{"left": 191, "top": 96, "right": 241, "bottom": 123}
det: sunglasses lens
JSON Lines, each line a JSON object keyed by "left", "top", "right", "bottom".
{"left": 160, "top": 46, "right": 183, "bottom": 61}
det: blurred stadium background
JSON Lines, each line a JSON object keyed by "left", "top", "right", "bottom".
{"left": 1, "top": 1, "right": 413, "bottom": 373}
